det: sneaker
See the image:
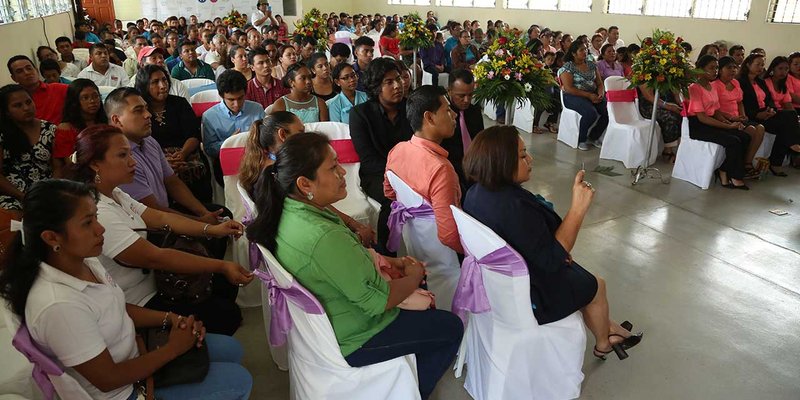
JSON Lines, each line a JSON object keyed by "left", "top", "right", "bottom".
{"left": 588, "top": 139, "right": 602, "bottom": 149}
{"left": 577, "top": 142, "right": 590, "bottom": 151}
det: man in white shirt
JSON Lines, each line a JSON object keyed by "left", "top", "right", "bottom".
{"left": 196, "top": 29, "right": 214, "bottom": 59}
{"left": 128, "top": 46, "right": 190, "bottom": 102}
{"left": 204, "top": 34, "right": 229, "bottom": 70}
{"left": 250, "top": 1, "right": 276, "bottom": 31}
{"left": 55, "top": 36, "right": 88, "bottom": 71}
{"left": 605, "top": 26, "right": 625, "bottom": 50}
{"left": 77, "top": 43, "right": 128, "bottom": 88}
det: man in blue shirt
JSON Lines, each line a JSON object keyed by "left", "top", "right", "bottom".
{"left": 75, "top": 21, "right": 101, "bottom": 43}
{"left": 202, "top": 70, "right": 265, "bottom": 185}
{"left": 352, "top": 36, "right": 375, "bottom": 92}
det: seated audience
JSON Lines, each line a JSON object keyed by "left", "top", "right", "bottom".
{"left": 246, "top": 132, "right": 462, "bottom": 400}
{"left": 738, "top": 53, "right": 800, "bottom": 176}
{"left": 171, "top": 40, "right": 216, "bottom": 81}
{"left": 271, "top": 44, "right": 296, "bottom": 80}
{"left": 688, "top": 55, "right": 751, "bottom": 189}
{"left": 451, "top": 30, "right": 479, "bottom": 71}
{"left": 352, "top": 36, "right": 376, "bottom": 91}
{"left": 55, "top": 36, "right": 89, "bottom": 71}
{"left": 380, "top": 23, "right": 402, "bottom": 60}
{"left": 712, "top": 56, "right": 765, "bottom": 178}
{"left": 350, "top": 58, "right": 413, "bottom": 253}
{"left": 73, "top": 123, "right": 252, "bottom": 334}
{"left": 245, "top": 48, "right": 288, "bottom": 109}
{"left": 0, "top": 179, "right": 253, "bottom": 400}
{"left": 36, "top": 46, "right": 80, "bottom": 78}
{"left": 558, "top": 41, "right": 609, "bottom": 151}
{"left": 788, "top": 52, "right": 800, "bottom": 108}
{"left": 129, "top": 46, "right": 190, "bottom": 102}
{"left": 420, "top": 31, "right": 447, "bottom": 87}
{"left": 229, "top": 45, "right": 254, "bottom": 81}
{"left": 53, "top": 79, "right": 108, "bottom": 165}
{"left": 7, "top": 55, "right": 68, "bottom": 124}
{"left": 0, "top": 85, "right": 60, "bottom": 211}
{"left": 77, "top": 43, "right": 128, "bottom": 88}
{"left": 462, "top": 125, "right": 642, "bottom": 360}
{"left": 597, "top": 44, "right": 624, "bottom": 80}
{"left": 329, "top": 42, "right": 352, "bottom": 68}
{"left": 202, "top": 70, "right": 265, "bottom": 185}
{"left": 135, "top": 65, "right": 213, "bottom": 202}
{"left": 204, "top": 34, "right": 230, "bottom": 70}
{"left": 271, "top": 63, "right": 330, "bottom": 123}
{"left": 729, "top": 45, "right": 746, "bottom": 66}
{"left": 697, "top": 43, "right": 720, "bottom": 60}
{"left": 384, "top": 85, "right": 463, "bottom": 254}
{"left": 308, "top": 52, "right": 340, "bottom": 101}
{"left": 588, "top": 33, "right": 603, "bottom": 61}
{"left": 763, "top": 56, "right": 796, "bottom": 111}
{"left": 122, "top": 35, "right": 149, "bottom": 79}
{"left": 440, "top": 69, "right": 483, "bottom": 194}
{"left": 38, "top": 60, "right": 69, "bottom": 84}
{"left": 616, "top": 47, "right": 632, "bottom": 78}
{"left": 636, "top": 85, "right": 682, "bottom": 161}
{"left": 604, "top": 26, "right": 625, "bottom": 50}
{"left": 297, "top": 37, "right": 317, "bottom": 63}
{"left": 327, "top": 62, "right": 368, "bottom": 123}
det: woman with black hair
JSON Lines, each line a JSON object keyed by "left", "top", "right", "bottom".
{"left": 0, "top": 85, "right": 59, "bottom": 211}
{"left": 558, "top": 40, "right": 609, "bottom": 151}
{"left": 246, "top": 133, "right": 461, "bottom": 400}
{"left": 271, "top": 63, "right": 329, "bottom": 123}
{"left": 135, "top": 64, "right": 212, "bottom": 202}
{"left": 0, "top": 179, "right": 253, "bottom": 400}
{"left": 53, "top": 79, "right": 108, "bottom": 166}
{"left": 349, "top": 58, "right": 413, "bottom": 254}
{"left": 763, "top": 56, "right": 796, "bottom": 111}
{"left": 379, "top": 22, "right": 401, "bottom": 60}
{"left": 738, "top": 53, "right": 800, "bottom": 176}
{"left": 307, "top": 52, "right": 339, "bottom": 101}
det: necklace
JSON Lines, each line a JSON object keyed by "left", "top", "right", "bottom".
{"left": 153, "top": 109, "right": 167, "bottom": 126}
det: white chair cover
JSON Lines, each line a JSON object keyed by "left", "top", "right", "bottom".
{"left": 421, "top": 71, "right": 449, "bottom": 88}
{"left": 511, "top": 99, "right": 534, "bottom": 133}
{"left": 97, "top": 86, "right": 116, "bottom": 101}
{"left": 557, "top": 90, "right": 582, "bottom": 148}
{"left": 367, "top": 33, "right": 382, "bottom": 58}
{"left": 483, "top": 101, "right": 496, "bottom": 120}
{"left": 218, "top": 133, "right": 261, "bottom": 308}
{"left": 182, "top": 78, "right": 215, "bottom": 89}
{"left": 672, "top": 117, "right": 726, "bottom": 189}
{"left": 190, "top": 89, "right": 222, "bottom": 104}
{"left": 306, "top": 122, "right": 380, "bottom": 229}
{"left": 753, "top": 132, "right": 776, "bottom": 166}
{"left": 599, "top": 77, "right": 663, "bottom": 168}
{"left": 449, "top": 206, "right": 586, "bottom": 400}
{"left": 73, "top": 48, "right": 89, "bottom": 65}
{"left": 254, "top": 244, "right": 421, "bottom": 400}
{"left": 385, "top": 171, "right": 461, "bottom": 311}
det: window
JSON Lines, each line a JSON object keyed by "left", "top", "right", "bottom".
{"left": 606, "top": 0, "right": 750, "bottom": 20}
{"left": 436, "top": 0, "right": 496, "bottom": 6}
{"left": 387, "top": 0, "right": 432, "bottom": 5}
{"left": 0, "top": 0, "right": 70, "bottom": 24}
{"left": 768, "top": 0, "right": 800, "bottom": 23}
{"left": 506, "top": 0, "right": 591, "bottom": 12}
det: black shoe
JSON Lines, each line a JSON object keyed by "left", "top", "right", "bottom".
{"left": 769, "top": 167, "right": 788, "bottom": 177}
{"left": 715, "top": 170, "right": 735, "bottom": 188}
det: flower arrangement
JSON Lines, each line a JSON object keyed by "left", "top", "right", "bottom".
{"left": 222, "top": 9, "right": 247, "bottom": 28}
{"left": 293, "top": 8, "right": 328, "bottom": 52}
{"left": 398, "top": 12, "right": 433, "bottom": 50}
{"left": 629, "top": 29, "right": 698, "bottom": 96}
{"left": 473, "top": 29, "right": 556, "bottom": 112}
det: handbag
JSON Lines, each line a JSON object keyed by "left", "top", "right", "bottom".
{"left": 136, "top": 226, "right": 214, "bottom": 305}
{"left": 142, "top": 327, "right": 210, "bottom": 388}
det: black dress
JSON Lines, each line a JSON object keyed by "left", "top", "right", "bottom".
{"left": 463, "top": 183, "right": 598, "bottom": 325}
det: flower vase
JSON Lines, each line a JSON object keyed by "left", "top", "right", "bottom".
{"left": 504, "top": 100, "right": 516, "bottom": 126}
{"left": 412, "top": 49, "right": 418, "bottom": 90}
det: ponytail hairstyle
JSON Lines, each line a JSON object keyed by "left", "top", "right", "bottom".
{"left": 281, "top": 62, "right": 307, "bottom": 89}
{"left": 246, "top": 132, "right": 331, "bottom": 252}
{"left": 239, "top": 111, "right": 300, "bottom": 196}
{"left": 0, "top": 179, "right": 98, "bottom": 317}
{"left": 73, "top": 124, "right": 127, "bottom": 183}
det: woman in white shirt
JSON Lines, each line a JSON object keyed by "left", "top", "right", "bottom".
{"left": 0, "top": 179, "right": 252, "bottom": 400}
{"left": 73, "top": 124, "right": 253, "bottom": 335}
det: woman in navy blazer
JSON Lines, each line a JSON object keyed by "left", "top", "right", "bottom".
{"left": 461, "top": 125, "right": 642, "bottom": 361}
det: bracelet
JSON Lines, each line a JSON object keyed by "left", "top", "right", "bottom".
{"left": 202, "top": 223, "right": 210, "bottom": 239}
{"left": 161, "top": 311, "right": 171, "bottom": 331}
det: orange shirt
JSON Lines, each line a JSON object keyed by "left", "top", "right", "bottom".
{"left": 764, "top": 79, "right": 792, "bottom": 110}
{"left": 787, "top": 74, "right": 800, "bottom": 107}
{"left": 384, "top": 135, "right": 464, "bottom": 254}
{"left": 687, "top": 83, "right": 720, "bottom": 117}
{"left": 711, "top": 79, "right": 743, "bottom": 117}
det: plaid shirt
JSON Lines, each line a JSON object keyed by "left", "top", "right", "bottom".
{"left": 245, "top": 76, "right": 288, "bottom": 109}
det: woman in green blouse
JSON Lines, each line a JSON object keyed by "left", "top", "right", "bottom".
{"left": 246, "top": 132, "right": 463, "bottom": 400}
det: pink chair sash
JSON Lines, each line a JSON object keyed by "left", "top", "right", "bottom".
{"left": 253, "top": 268, "right": 325, "bottom": 347}
{"left": 330, "top": 139, "right": 360, "bottom": 164}
{"left": 680, "top": 100, "right": 690, "bottom": 117}
{"left": 451, "top": 242, "right": 529, "bottom": 323}
{"left": 191, "top": 102, "right": 219, "bottom": 117}
{"left": 12, "top": 323, "right": 63, "bottom": 400}
{"left": 219, "top": 147, "right": 246, "bottom": 176}
{"left": 605, "top": 89, "right": 637, "bottom": 103}
{"left": 386, "top": 200, "right": 435, "bottom": 253}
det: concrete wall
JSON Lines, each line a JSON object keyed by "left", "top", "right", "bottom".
{"left": 0, "top": 12, "right": 75, "bottom": 86}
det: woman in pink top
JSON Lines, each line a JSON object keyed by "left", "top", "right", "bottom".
{"left": 688, "top": 55, "right": 751, "bottom": 189}
{"left": 763, "top": 56, "right": 796, "bottom": 111}
{"left": 597, "top": 44, "right": 624, "bottom": 81}
{"left": 787, "top": 52, "right": 800, "bottom": 108}
{"left": 712, "top": 56, "right": 765, "bottom": 178}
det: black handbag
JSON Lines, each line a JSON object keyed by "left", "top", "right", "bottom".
{"left": 144, "top": 326, "right": 210, "bottom": 388}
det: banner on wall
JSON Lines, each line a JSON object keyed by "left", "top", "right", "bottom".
{"left": 141, "top": 0, "right": 284, "bottom": 22}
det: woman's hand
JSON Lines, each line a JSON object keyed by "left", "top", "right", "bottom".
{"left": 198, "top": 209, "right": 224, "bottom": 225}
{"left": 756, "top": 109, "right": 777, "bottom": 120}
{"left": 571, "top": 170, "right": 595, "bottom": 214}
{"left": 190, "top": 318, "right": 206, "bottom": 348}
{"left": 207, "top": 219, "right": 244, "bottom": 239}
{"left": 349, "top": 221, "right": 376, "bottom": 247}
{"left": 588, "top": 93, "right": 602, "bottom": 103}
{"left": 221, "top": 261, "right": 255, "bottom": 286}
{"left": 664, "top": 103, "right": 682, "bottom": 114}
{"left": 730, "top": 121, "right": 745, "bottom": 130}
{"left": 166, "top": 315, "right": 198, "bottom": 357}
{"left": 401, "top": 256, "right": 426, "bottom": 280}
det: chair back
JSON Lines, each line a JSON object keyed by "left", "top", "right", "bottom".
{"left": 182, "top": 78, "right": 215, "bottom": 89}
{"left": 604, "top": 76, "right": 640, "bottom": 125}
{"left": 73, "top": 48, "right": 90, "bottom": 65}
{"left": 97, "top": 86, "right": 116, "bottom": 101}
{"left": 385, "top": 170, "right": 424, "bottom": 208}
{"left": 220, "top": 133, "right": 250, "bottom": 223}
{"left": 190, "top": 89, "right": 221, "bottom": 117}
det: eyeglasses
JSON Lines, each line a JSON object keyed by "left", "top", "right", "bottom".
{"left": 337, "top": 72, "right": 358, "bottom": 81}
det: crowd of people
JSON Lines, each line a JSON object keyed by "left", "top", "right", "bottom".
{"left": 2, "top": 5, "right": 799, "bottom": 399}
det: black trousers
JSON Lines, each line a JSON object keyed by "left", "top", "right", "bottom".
{"left": 688, "top": 116, "right": 751, "bottom": 180}
{"left": 759, "top": 110, "right": 800, "bottom": 165}
{"left": 361, "top": 174, "right": 394, "bottom": 256}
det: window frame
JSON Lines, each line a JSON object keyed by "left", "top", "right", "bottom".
{"left": 437, "top": 0, "right": 497, "bottom": 7}
{"left": 767, "top": 0, "right": 800, "bottom": 23}
{"left": 505, "top": 0, "right": 592, "bottom": 13}
{"left": 605, "top": 0, "right": 752, "bottom": 21}
{"left": 0, "top": 0, "right": 71, "bottom": 25}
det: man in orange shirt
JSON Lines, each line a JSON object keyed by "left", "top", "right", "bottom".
{"left": 7, "top": 55, "right": 68, "bottom": 124}
{"left": 383, "top": 85, "right": 463, "bottom": 254}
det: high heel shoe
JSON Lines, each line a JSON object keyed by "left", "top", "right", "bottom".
{"left": 621, "top": 321, "right": 633, "bottom": 331}
{"left": 594, "top": 332, "right": 644, "bottom": 361}
{"left": 769, "top": 167, "right": 788, "bottom": 177}
{"left": 715, "top": 170, "right": 735, "bottom": 189}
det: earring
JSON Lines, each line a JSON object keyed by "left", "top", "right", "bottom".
{"left": 53, "top": 245, "right": 61, "bottom": 252}
{"left": 95, "top": 172, "right": 101, "bottom": 184}
{"left": 306, "top": 192, "right": 314, "bottom": 200}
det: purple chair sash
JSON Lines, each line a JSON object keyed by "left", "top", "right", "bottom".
{"left": 386, "top": 200, "right": 436, "bottom": 252}
{"left": 12, "top": 323, "right": 63, "bottom": 400}
{"left": 253, "top": 268, "right": 325, "bottom": 347}
{"left": 451, "top": 243, "right": 529, "bottom": 323}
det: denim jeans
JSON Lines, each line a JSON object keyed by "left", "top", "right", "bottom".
{"left": 562, "top": 93, "right": 609, "bottom": 143}
{"left": 345, "top": 309, "right": 464, "bottom": 400}
{"left": 127, "top": 334, "right": 252, "bottom": 400}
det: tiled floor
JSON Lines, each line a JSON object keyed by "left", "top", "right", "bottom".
{"left": 234, "top": 120, "right": 800, "bottom": 399}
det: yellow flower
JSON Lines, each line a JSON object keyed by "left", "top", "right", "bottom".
{"left": 659, "top": 58, "right": 667, "bottom": 65}
{"left": 669, "top": 67, "right": 677, "bottom": 74}
{"left": 645, "top": 73, "right": 652, "bottom": 81}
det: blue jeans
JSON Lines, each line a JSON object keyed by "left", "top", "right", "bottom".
{"left": 345, "top": 309, "right": 464, "bottom": 400}
{"left": 562, "top": 93, "right": 609, "bottom": 143}
{"left": 128, "top": 334, "right": 252, "bottom": 400}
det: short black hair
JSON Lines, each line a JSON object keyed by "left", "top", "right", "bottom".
{"left": 178, "top": 39, "right": 197, "bottom": 51}
{"left": 331, "top": 62, "right": 354, "bottom": 80}
{"left": 247, "top": 47, "right": 269, "bottom": 65}
{"left": 39, "top": 59, "right": 61, "bottom": 75}
{"left": 353, "top": 36, "right": 375, "bottom": 51}
{"left": 301, "top": 36, "right": 317, "bottom": 47}
{"left": 7, "top": 55, "right": 34, "bottom": 74}
{"left": 407, "top": 85, "right": 447, "bottom": 132}
{"left": 448, "top": 68, "right": 474, "bottom": 87}
{"left": 362, "top": 57, "right": 401, "bottom": 100}
{"left": 217, "top": 69, "right": 248, "bottom": 96}
{"left": 89, "top": 43, "right": 107, "bottom": 55}
{"left": 104, "top": 87, "right": 142, "bottom": 117}
{"left": 330, "top": 42, "right": 351, "bottom": 59}
{"left": 55, "top": 36, "right": 71, "bottom": 45}
{"left": 608, "top": 25, "right": 619, "bottom": 32}
{"left": 696, "top": 54, "right": 718, "bottom": 69}
{"left": 729, "top": 45, "right": 745, "bottom": 56}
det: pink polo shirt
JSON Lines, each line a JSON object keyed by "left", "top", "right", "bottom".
{"left": 384, "top": 135, "right": 464, "bottom": 254}
{"left": 764, "top": 79, "right": 792, "bottom": 110}
{"left": 711, "top": 79, "right": 743, "bottom": 117}
{"left": 688, "top": 83, "right": 720, "bottom": 117}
